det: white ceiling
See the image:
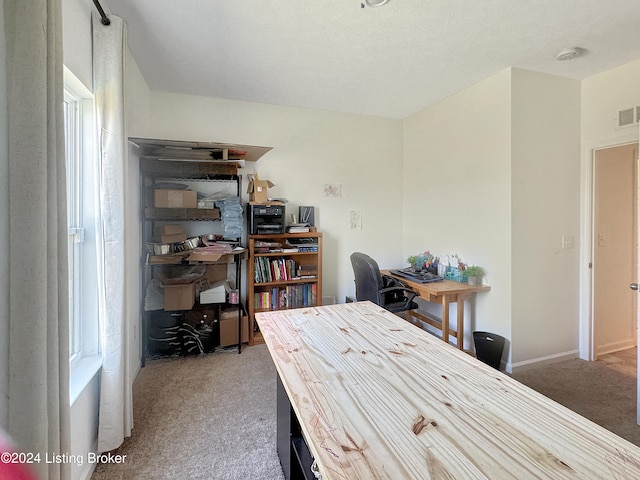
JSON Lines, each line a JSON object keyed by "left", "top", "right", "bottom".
{"left": 105, "top": 0, "right": 640, "bottom": 119}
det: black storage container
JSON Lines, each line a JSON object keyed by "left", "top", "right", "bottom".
{"left": 473, "top": 331, "right": 506, "bottom": 370}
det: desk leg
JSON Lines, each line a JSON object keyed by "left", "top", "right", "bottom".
{"left": 277, "top": 374, "right": 292, "bottom": 480}
{"left": 441, "top": 296, "right": 450, "bottom": 345}
{"left": 277, "top": 373, "right": 314, "bottom": 480}
{"left": 457, "top": 298, "right": 465, "bottom": 350}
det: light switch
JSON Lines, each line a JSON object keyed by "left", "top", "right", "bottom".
{"left": 350, "top": 210, "right": 362, "bottom": 230}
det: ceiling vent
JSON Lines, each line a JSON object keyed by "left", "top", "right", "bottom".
{"left": 618, "top": 107, "right": 637, "bottom": 128}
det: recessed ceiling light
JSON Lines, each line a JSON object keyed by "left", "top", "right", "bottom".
{"left": 556, "top": 47, "right": 583, "bottom": 61}
{"left": 366, "top": 0, "right": 390, "bottom": 6}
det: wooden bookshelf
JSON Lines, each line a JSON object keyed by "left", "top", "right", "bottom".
{"left": 247, "top": 232, "right": 322, "bottom": 345}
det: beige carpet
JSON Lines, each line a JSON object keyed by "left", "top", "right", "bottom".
{"left": 91, "top": 345, "right": 284, "bottom": 480}
{"left": 91, "top": 345, "right": 640, "bottom": 479}
{"left": 513, "top": 348, "right": 640, "bottom": 446}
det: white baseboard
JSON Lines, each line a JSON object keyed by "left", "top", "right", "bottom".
{"left": 132, "top": 359, "right": 142, "bottom": 384}
{"left": 510, "top": 349, "right": 579, "bottom": 374}
{"left": 596, "top": 339, "right": 637, "bottom": 357}
{"left": 79, "top": 461, "right": 97, "bottom": 480}
{"left": 322, "top": 296, "right": 336, "bottom": 305}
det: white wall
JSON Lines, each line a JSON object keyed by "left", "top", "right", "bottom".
{"left": 62, "top": 0, "right": 92, "bottom": 89}
{"left": 511, "top": 68, "right": 581, "bottom": 364}
{"left": 0, "top": 0, "right": 9, "bottom": 430}
{"left": 402, "top": 69, "right": 513, "bottom": 352}
{"left": 582, "top": 59, "right": 640, "bottom": 147}
{"left": 147, "top": 92, "right": 404, "bottom": 304}
{"left": 69, "top": 378, "right": 99, "bottom": 480}
{"left": 402, "top": 68, "right": 582, "bottom": 368}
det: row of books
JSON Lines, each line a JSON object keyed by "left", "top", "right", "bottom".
{"left": 254, "top": 257, "right": 317, "bottom": 283}
{"left": 254, "top": 257, "right": 295, "bottom": 283}
{"left": 254, "top": 284, "right": 318, "bottom": 310}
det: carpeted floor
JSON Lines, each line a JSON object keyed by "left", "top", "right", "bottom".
{"left": 91, "top": 345, "right": 284, "bottom": 480}
{"left": 91, "top": 345, "right": 640, "bottom": 479}
{"left": 513, "top": 348, "right": 640, "bottom": 446}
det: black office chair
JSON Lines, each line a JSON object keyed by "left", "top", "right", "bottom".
{"left": 350, "top": 252, "right": 418, "bottom": 314}
{"left": 473, "top": 331, "right": 506, "bottom": 370}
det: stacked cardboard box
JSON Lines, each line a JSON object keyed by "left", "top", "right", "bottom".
{"left": 154, "top": 189, "right": 197, "bottom": 208}
{"left": 219, "top": 308, "right": 249, "bottom": 346}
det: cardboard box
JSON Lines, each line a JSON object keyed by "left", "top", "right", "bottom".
{"left": 200, "top": 280, "right": 226, "bottom": 304}
{"left": 187, "top": 250, "right": 237, "bottom": 264}
{"left": 154, "top": 224, "right": 184, "bottom": 236}
{"left": 246, "top": 174, "right": 275, "bottom": 203}
{"left": 204, "top": 264, "right": 228, "bottom": 283}
{"left": 219, "top": 313, "right": 250, "bottom": 346}
{"left": 155, "top": 189, "right": 197, "bottom": 208}
{"left": 163, "top": 282, "right": 196, "bottom": 310}
{"left": 160, "top": 233, "right": 187, "bottom": 243}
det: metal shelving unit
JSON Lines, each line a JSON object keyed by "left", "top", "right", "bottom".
{"left": 132, "top": 137, "right": 272, "bottom": 364}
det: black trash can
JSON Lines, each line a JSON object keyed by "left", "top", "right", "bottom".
{"left": 473, "top": 331, "right": 506, "bottom": 370}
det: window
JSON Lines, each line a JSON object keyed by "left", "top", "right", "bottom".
{"left": 63, "top": 66, "right": 101, "bottom": 403}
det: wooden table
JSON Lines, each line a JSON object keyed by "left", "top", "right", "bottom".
{"left": 384, "top": 270, "right": 490, "bottom": 349}
{"left": 256, "top": 301, "right": 640, "bottom": 480}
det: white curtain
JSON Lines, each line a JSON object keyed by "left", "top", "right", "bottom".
{"left": 4, "top": 1, "right": 71, "bottom": 479}
{"left": 92, "top": 12, "right": 133, "bottom": 453}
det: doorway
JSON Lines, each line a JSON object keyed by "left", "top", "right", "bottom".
{"left": 593, "top": 143, "right": 638, "bottom": 358}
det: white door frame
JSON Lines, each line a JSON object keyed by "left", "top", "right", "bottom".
{"left": 637, "top": 143, "right": 640, "bottom": 426}
{"left": 579, "top": 133, "right": 638, "bottom": 362}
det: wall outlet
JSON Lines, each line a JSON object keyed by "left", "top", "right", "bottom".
{"left": 562, "top": 235, "right": 574, "bottom": 249}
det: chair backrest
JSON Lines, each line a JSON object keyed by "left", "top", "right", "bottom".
{"left": 350, "top": 252, "right": 385, "bottom": 305}
{"left": 473, "top": 331, "right": 506, "bottom": 370}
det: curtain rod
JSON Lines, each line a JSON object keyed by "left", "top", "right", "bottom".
{"left": 92, "top": 0, "right": 111, "bottom": 25}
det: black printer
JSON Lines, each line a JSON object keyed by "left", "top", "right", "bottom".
{"left": 248, "top": 204, "right": 285, "bottom": 234}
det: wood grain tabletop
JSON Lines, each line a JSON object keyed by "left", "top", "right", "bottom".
{"left": 256, "top": 301, "right": 640, "bottom": 479}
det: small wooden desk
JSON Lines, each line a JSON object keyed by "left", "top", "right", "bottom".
{"left": 384, "top": 270, "right": 490, "bottom": 350}
{"left": 256, "top": 302, "right": 640, "bottom": 480}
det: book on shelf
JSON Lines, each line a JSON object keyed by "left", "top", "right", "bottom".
{"left": 286, "top": 236, "right": 318, "bottom": 252}
{"left": 254, "top": 257, "right": 297, "bottom": 283}
{"left": 253, "top": 283, "right": 318, "bottom": 310}
{"left": 254, "top": 240, "right": 282, "bottom": 253}
{"left": 286, "top": 236, "right": 317, "bottom": 246}
{"left": 297, "top": 265, "right": 317, "bottom": 278}
{"left": 287, "top": 222, "right": 310, "bottom": 233}
{"left": 254, "top": 241, "right": 282, "bottom": 247}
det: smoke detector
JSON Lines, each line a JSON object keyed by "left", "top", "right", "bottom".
{"left": 366, "top": 0, "right": 390, "bottom": 6}
{"left": 556, "top": 47, "right": 583, "bottom": 61}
